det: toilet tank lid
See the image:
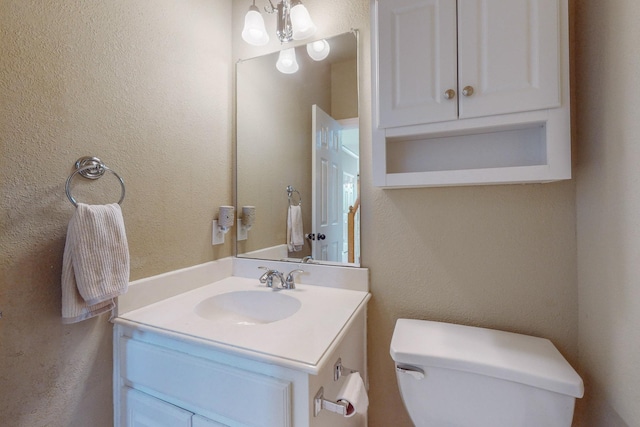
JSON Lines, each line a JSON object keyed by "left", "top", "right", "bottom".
{"left": 390, "top": 319, "right": 584, "bottom": 398}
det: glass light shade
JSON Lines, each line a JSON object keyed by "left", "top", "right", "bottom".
{"left": 306, "top": 39, "right": 330, "bottom": 61}
{"left": 242, "top": 6, "right": 269, "bottom": 46}
{"left": 276, "top": 48, "right": 299, "bottom": 74}
{"left": 290, "top": 2, "right": 316, "bottom": 40}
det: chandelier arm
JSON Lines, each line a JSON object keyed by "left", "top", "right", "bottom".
{"left": 265, "top": 0, "right": 277, "bottom": 13}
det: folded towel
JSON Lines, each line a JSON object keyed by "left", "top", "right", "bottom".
{"left": 61, "top": 203, "right": 130, "bottom": 324}
{"left": 287, "top": 205, "right": 304, "bottom": 252}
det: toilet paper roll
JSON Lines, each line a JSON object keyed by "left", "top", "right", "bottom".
{"left": 336, "top": 372, "right": 368, "bottom": 418}
{"left": 218, "top": 206, "right": 235, "bottom": 229}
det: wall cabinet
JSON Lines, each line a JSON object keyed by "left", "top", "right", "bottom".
{"left": 372, "top": 0, "right": 571, "bottom": 187}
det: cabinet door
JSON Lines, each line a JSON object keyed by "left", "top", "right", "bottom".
{"left": 457, "top": 0, "right": 560, "bottom": 119}
{"left": 120, "top": 337, "right": 293, "bottom": 427}
{"left": 122, "top": 387, "right": 192, "bottom": 427}
{"left": 376, "top": 0, "right": 458, "bottom": 128}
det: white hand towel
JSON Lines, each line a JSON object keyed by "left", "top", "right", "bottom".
{"left": 61, "top": 203, "right": 130, "bottom": 324}
{"left": 287, "top": 205, "right": 304, "bottom": 252}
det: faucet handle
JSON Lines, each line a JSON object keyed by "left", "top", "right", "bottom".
{"left": 285, "top": 269, "right": 304, "bottom": 289}
{"left": 258, "top": 266, "right": 273, "bottom": 285}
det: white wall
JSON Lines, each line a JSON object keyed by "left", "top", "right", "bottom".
{"left": 575, "top": 1, "right": 640, "bottom": 426}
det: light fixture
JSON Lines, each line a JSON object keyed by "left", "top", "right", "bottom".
{"left": 242, "top": 0, "right": 316, "bottom": 45}
{"left": 242, "top": 0, "right": 320, "bottom": 74}
{"left": 242, "top": 1, "right": 269, "bottom": 46}
{"left": 306, "top": 39, "right": 330, "bottom": 61}
{"left": 290, "top": 0, "right": 316, "bottom": 40}
{"left": 276, "top": 48, "right": 299, "bottom": 74}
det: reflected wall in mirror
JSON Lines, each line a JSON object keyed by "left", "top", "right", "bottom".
{"left": 236, "top": 31, "right": 360, "bottom": 266}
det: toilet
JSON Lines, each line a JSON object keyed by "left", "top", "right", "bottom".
{"left": 390, "top": 319, "right": 584, "bottom": 427}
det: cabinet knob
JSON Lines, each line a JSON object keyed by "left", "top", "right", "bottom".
{"left": 444, "top": 89, "right": 456, "bottom": 100}
{"left": 462, "top": 86, "right": 475, "bottom": 97}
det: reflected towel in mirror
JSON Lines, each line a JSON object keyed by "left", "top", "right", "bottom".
{"left": 287, "top": 205, "right": 304, "bottom": 252}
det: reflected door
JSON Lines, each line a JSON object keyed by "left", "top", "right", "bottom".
{"left": 312, "top": 105, "right": 343, "bottom": 262}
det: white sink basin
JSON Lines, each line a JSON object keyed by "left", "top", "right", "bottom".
{"left": 119, "top": 276, "right": 370, "bottom": 371}
{"left": 194, "top": 290, "right": 301, "bottom": 325}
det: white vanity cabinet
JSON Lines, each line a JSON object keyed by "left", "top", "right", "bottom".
{"left": 114, "top": 303, "right": 368, "bottom": 427}
{"left": 371, "top": 0, "right": 571, "bottom": 187}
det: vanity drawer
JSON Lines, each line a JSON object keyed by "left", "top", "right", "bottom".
{"left": 119, "top": 337, "right": 291, "bottom": 427}
{"left": 122, "top": 387, "right": 193, "bottom": 427}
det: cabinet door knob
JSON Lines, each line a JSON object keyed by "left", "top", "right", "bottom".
{"left": 444, "top": 89, "right": 456, "bottom": 100}
{"left": 462, "top": 86, "right": 475, "bottom": 97}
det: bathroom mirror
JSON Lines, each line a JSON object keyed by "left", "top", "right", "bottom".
{"left": 236, "top": 31, "right": 360, "bottom": 266}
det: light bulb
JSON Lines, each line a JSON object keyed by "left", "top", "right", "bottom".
{"left": 290, "top": 2, "right": 316, "bottom": 40}
{"left": 242, "top": 5, "right": 269, "bottom": 46}
{"left": 306, "top": 39, "right": 330, "bottom": 61}
{"left": 276, "top": 48, "right": 299, "bottom": 74}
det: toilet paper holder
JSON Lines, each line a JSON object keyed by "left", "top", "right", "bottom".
{"left": 314, "top": 386, "right": 349, "bottom": 417}
{"left": 313, "top": 358, "right": 360, "bottom": 417}
{"left": 334, "top": 357, "right": 357, "bottom": 381}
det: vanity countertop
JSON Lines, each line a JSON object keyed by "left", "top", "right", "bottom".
{"left": 115, "top": 276, "right": 370, "bottom": 374}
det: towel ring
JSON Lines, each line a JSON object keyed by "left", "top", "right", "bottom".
{"left": 286, "top": 185, "right": 302, "bottom": 206}
{"left": 65, "top": 157, "right": 126, "bottom": 207}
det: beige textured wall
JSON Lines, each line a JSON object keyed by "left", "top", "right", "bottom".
{"left": 0, "top": 1, "right": 232, "bottom": 425}
{"left": 332, "top": 59, "right": 358, "bottom": 120}
{"left": 233, "top": 1, "right": 579, "bottom": 426}
{"left": 575, "top": 1, "right": 640, "bottom": 426}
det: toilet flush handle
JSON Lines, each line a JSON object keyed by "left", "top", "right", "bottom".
{"left": 396, "top": 364, "right": 425, "bottom": 380}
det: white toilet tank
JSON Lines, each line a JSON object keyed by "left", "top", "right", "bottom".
{"left": 390, "top": 319, "right": 584, "bottom": 427}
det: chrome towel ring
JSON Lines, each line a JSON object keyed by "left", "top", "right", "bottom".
{"left": 65, "top": 156, "right": 125, "bottom": 207}
{"left": 286, "top": 185, "right": 302, "bottom": 206}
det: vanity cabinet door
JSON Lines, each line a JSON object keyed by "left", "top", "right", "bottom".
{"left": 375, "top": 0, "right": 458, "bottom": 128}
{"left": 119, "top": 338, "right": 292, "bottom": 427}
{"left": 122, "top": 387, "right": 192, "bottom": 427}
{"left": 457, "top": 0, "right": 561, "bottom": 119}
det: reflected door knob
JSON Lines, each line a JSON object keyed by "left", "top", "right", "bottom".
{"left": 444, "top": 89, "right": 456, "bottom": 100}
{"left": 306, "top": 233, "right": 315, "bottom": 241}
{"left": 462, "top": 86, "right": 475, "bottom": 97}
{"left": 317, "top": 234, "right": 326, "bottom": 240}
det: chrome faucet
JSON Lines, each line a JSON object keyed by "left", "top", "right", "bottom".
{"left": 258, "top": 267, "right": 304, "bottom": 290}
{"left": 258, "top": 267, "right": 285, "bottom": 289}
